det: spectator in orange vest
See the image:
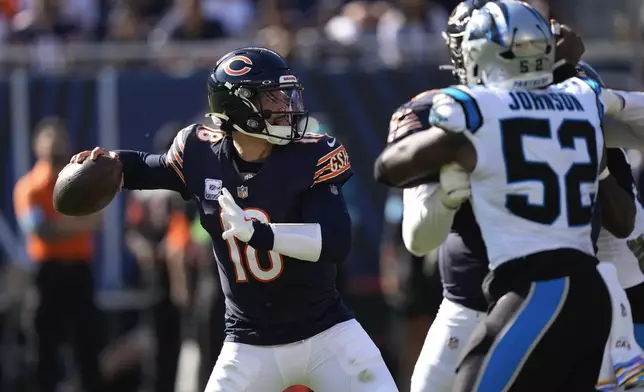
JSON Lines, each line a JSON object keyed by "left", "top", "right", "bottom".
{"left": 124, "top": 123, "right": 192, "bottom": 392}
{"left": 13, "top": 117, "right": 103, "bottom": 392}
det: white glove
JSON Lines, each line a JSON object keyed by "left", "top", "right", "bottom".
{"left": 218, "top": 188, "right": 255, "bottom": 243}
{"left": 439, "top": 163, "right": 471, "bottom": 209}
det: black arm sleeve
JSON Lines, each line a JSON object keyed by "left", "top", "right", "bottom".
{"left": 302, "top": 184, "right": 352, "bottom": 263}
{"left": 606, "top": 148, "right": 635, "bottom": 199}
{"left": 553, "top": 63, "right": 579, "bottom": 84}
{"left": 115, "top": 150, "right": 190, "bottom": 199}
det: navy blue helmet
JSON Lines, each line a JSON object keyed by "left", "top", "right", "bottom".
{"left": 442, "top": 0, "right": 493, "bottom": 84}
{"left": 576, "top": 61, "right": 606, "bottom": 87}
{"left": 207, "top": 47, "right": 308, "bottom": 145}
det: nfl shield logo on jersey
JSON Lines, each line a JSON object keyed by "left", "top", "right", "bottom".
{"left": 237, "top": 185, "right": 249, "bottom": 199}
{"left": 447, "top": 337, "right": 459, "bottom": 349}
{"left": 204, "top": 178, "right": 222, "bottom": 200}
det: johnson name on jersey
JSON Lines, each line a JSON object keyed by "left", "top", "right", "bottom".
{"left": 429, "top": 77, "right": 607, "bottom": 269}
{"left": 165, "top": 123, "right": 355, "bottom": 345}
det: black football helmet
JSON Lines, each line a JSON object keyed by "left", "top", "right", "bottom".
{"left": 441, "top": 0, "right": 493, "bottom": 84}
{"left": 207, "top": 47, "right": 308, "bottom": 145}
{"left": 576, "top": 61, "right": 606, "bottom": 87}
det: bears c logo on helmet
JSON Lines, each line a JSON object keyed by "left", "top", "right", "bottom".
{"left": 223, "top": 56, "right": 253, "bottom": 76}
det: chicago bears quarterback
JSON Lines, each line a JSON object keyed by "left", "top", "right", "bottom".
{"left": 376, "top": 1, "right": 636, "bottom": 390}
{"left": 71, "top": 47, "right": 398, "bottom": 392}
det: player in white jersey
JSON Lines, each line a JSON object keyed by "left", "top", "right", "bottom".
{"left": 599, "top": 188, "right": 644, "bottom": 294}
{"left": 391, "top": 4, "right": 638, "bottom": 390}
{"left": 374, "top": 1, "right": 631, "bottom": 390}
{"left": 580, "top": 63, "right": 644, "bottom": 362}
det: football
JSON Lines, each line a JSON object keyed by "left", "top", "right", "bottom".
{"left": 53, "top": 155, "right": 123, "bottom": 216}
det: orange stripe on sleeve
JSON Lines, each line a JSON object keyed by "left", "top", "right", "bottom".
{"left": 167, "top": 159, "right": 186, "bottom": 184}
{"left": 313, "top": 145, "right": 351, "bottom": 185}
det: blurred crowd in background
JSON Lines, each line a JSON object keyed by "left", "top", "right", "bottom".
{"left": 0, "top": 1, "right": 643, "bottom": 392}
{"left": 0, "top": 0, "right": 596, "bottom": 71}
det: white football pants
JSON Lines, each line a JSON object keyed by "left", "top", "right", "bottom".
{"left": 205, "top": 319, "right": 399, "bottom": 392}
{"left": 411, "top": 298, "right": 485, "bottom": 392}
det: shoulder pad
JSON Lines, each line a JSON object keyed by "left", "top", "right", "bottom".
{"left": 429, "top": 86, "right": 482, "bottom": 134}
{"left": 166, "top": 124, "right": 197, "bottom": 181}
{"left": 295, "top": 133, "right": 353, "bottom": 186}
{"left": 554, "top": 76, "right": 599, "bottom": 95}
{"left": 577, "top": 76, "right": 602, "bottom": 96}
{"left": 556, "top": 77, "right": 606, "bottom": 118}
{"left": 193, "top": 124, "right": 226, "bottom": 144}
{"left": 166, "top": 124, "right": 226, "bottom": 178}
{"left": 388, "top": 89, "right": 439, "bottom": 144}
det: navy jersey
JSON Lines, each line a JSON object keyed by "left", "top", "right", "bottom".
{"left": 118, "top": 124, "right": 354, "bottom": 345}
{"left": 390, "top": 90, "right": 489, "bottom": 312}
{"left": 606, "top": 148, "right": 636, "bottom": 198}
{"left": 591, "top": 148, "right": 635, "bottom": 251}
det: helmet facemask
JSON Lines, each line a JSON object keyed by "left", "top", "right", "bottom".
{"left": 461, "top": 2, "right": 554, "bottom": 90}
{"left": 440, "top": 0, "right": 494, "bottom": 85}
{"left": 442, "top": 30, "right": 468, "bottom": 85}
{"left": 208, "top": 78, "right": 309, "bottom": 146}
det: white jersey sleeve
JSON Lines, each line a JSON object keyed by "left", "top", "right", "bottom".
{"left": 401, "top": 184, "right": 456, "bottom": 256}
{"left": 429, "top": 89, "right": 475, "bottom": 134}
{"left": 600, "top": 89, "right": 644, "bottom": 148}
{"left": 599, "top": 88, "right": 626, "bottom": 116}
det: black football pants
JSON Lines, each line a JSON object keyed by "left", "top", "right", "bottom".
{"left": 453, "top": 249, "right": 611, "bottom": 392}
{"left": 194, "top": 265, "right": 226, "bottom": 392}
{"left": 148, "top": 263, "right": 182, "bottom": 392}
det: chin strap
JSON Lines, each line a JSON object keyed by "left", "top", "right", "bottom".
{"left": 206, "top": 113, "right": 291, "bottom": 146}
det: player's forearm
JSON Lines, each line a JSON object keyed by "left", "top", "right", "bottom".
{"left": 374, "top": 147, "right": 428, "bottom": 188}
{"left": 374, "top": 132, "right": 436, "bottom": 188}
{"left": 247, "top": 185, "right": 352, "bottom": 263}
{"left": 402, "top": 186, "right": 456, "bottom": 256}
{"left": 603, "top": 90, "right": 644, "bottom": 147}
{"left": 375, "top": 128, "right": 463, "bottom": 188}
{"left": 608, "top": 89, "right": 644, "bottom": 118}
{"left": 603, "top": 118, "right": 644, "bottom": 148}
{"left": 115, "top": 150, "right": 187, "bottom": 194}
{"left": 247, "top": 221, "right": 331, "bottom": 262}
{"left": 251, "top": 222, "right": 324, "bottom": 262}
{"left": 251, "top": 219, "right": 350, "bottom": 263}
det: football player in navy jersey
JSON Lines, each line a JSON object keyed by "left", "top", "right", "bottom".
{"left": 384, "top": 4, "right": 492, "bottom": 392}
{"left": 381, "top": 2, "right": 641, "bottom": 391}
{"left": 71, "top": 47, "right": 398, "bottom": 392}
